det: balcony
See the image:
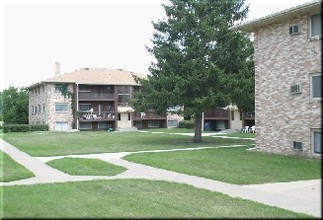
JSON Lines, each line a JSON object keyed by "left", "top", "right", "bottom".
{"left": 78, "top": 92, "right": 114, "bottom": 100}
{"left": 133, "top": 111, "right": 166, "bottom": 120}
{"left": 204, "top": 109, "right": 230, "bottom": 119}
{"left": 243, "top": 112, "right": 255, "bottom": 120}
{"left": 78, "top": 111, "right": 115, "bottom": 121}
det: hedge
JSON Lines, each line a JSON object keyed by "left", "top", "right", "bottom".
{"left": 178, "top": 120, "right": 195, "bottom": 129}
{"left": 3, "top": 124, "right": 49, "bottom": 133}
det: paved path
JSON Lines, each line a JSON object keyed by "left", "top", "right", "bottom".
{"left": 1, "top": 139, "right": 321, "bottom": 217}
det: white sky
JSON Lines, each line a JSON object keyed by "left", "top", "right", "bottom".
{"left": 1, "top": 0, "right": 312, "bottom": 91}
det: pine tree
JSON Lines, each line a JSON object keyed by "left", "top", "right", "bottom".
{"left": 134, "top": 0, "right": 254, "bottom": 142}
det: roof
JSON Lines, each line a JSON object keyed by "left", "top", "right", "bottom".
{"left": 29, "top": 68, "right": 148, "bottom": 88}
{"left": 232, "top": 0, "right": 322, "bottom": 32}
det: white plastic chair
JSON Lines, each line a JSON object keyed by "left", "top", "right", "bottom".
{"left": 250, "top": 125, "right": 255, "bottom": 133}
{"left": 243, "top": 126, "right": 249, "bottom": 133}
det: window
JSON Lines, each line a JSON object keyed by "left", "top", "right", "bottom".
{"left": 42, "top": 104, "right": 45, "bottom": 112}
{"left": 168, "top": 120, "right": 178, "bottom": 127}
{"left": 98, "top": 122, "right": 108, "bottom": 129}
{"left": 311, "top": 74, "right": 321, "bottom": 99}
{"left": 239, "top": 111, "right": 242, "bottom": 121}
{"left": 312, "top": 130, "right": 322, "bottom": 154}
{"left": 79, "top": 122, "right": 92, "bottom": 130}
{"left": 38, "top": 104, "right": 41, "bottom": 113}
{"left": 310, "top": 13, "right": 321, "bottom": 37}
{"left": 79, "top": 103, "right": 91, "bottom": 111}
{"left": 35, "top": 105, "right": 38, "bottom": 113}
{"left": 148, "top": 120, "right": 160, "bottom": 128}
{"left": 118, "top": 86, "right": 131, "bottom": 106}
{"left": 231, "top": 111, "right": 235, "bottom": 121}
{"left": 55, "top": 103, "right": 68, "bottom": 112}
{"left": 55, "top": 122, "right": 68, "bottom": 131}
{"left": 128, "top": 113, "right": 131, "bottom": 121}
{"left": 118, "top": 113, "right": 121, "bottom": 121}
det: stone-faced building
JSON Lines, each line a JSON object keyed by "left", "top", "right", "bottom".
{"left": 29, "top": 67, "right": 167, "bottom": 131}
{"left": 233, "top": 0, "right": 321, "bottom": 157}
{"left": 29, "top": 64, "right": 254, "bottom": 132}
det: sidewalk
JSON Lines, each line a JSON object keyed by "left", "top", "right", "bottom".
{"left": 1, "top": 139, "right": 321, "bottom": 217}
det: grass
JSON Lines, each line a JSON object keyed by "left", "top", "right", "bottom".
{"left": 124, "top": 146, "right": 321, "bottom": 185}
{"left": 46, "top": 158, "right": 126, "bottom": 176}
{"left": 221, "top": 133, "right": 255, "bottom": 138}
{"left": 2, "top": 131, "right": 253, "bottom": 156}
{"left": 0, "top": 150, "right": 35, "bottom": 182}
{"left": 1, "top": 179, "right": 312, "bottom": 218}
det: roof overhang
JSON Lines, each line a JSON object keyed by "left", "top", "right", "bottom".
{"left": 118, "top": 106, "right": 135, "bottom": 113}
{"left": 232, "top": 0, "right": 322, "bottom": 32}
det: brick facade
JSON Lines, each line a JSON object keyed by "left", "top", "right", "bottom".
{"left": 253, "top": 14, "right": 321, "bottom": 157}
{"left": 29, "top": 83, "right": 73, "bottom": 131}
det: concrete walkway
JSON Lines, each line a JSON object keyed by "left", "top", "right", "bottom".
{"left": 1, "top": 139, "right": 321, "bottom": 217}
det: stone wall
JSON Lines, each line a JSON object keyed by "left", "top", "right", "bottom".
{"left": 254, "top": 13, "right": 321, "bottom": 157}
{"left": 29, "top": 83, "right": 73, "bottom": 131}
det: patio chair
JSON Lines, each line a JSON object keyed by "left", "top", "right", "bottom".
{"left": 243, "top": 126, "right": 249, "bottom": 133}
{"left": 250, "top": 125, "right": 255, "bottom": 133}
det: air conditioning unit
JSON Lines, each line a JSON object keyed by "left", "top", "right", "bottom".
{"left": 291, "top": 84, "right": 301, "bottom": 94}
{"left": 293, "top": 141, "right": 303, "bottom": 151}
{"left": 289, "top": 25, "right": 300, "bottom": 35}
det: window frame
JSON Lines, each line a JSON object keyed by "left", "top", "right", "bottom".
{"left": 55, "top": 103, "right": 69, "bottom": 112}
{"left": 310, "top": 73, "right": 321, "bottom": 100}
{"left": 311, "top": 129, "right": 322, "bottom": 155}
{"left": 309, "top": 13, "right": 322, "bottom": 38}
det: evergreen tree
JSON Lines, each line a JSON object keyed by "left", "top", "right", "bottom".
{"left": 134, "top": 0, "right": 254, "bottom": 142}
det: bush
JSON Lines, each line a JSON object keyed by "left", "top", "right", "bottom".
{"left": 178, "top": 120, "right": 195, "bottom": 129}
{"left": 3, "top": 124, "right": 49, "bottom": 133}
{"left": 30, "top": 125, "right": 49, "bottom": 131}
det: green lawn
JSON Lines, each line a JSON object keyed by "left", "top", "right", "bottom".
{"left": 2, "top": 131, "right": 253, "bottom": 156}
{"left": 1, "top": 179, "right": 312, "bottom": 218}
{"left": 46, "top": 158, "right": 126, "bottom": 176}
{"left": 124, "top": 146, "right": 321, "bottom": 185}
{"left": 0, "top": 150, "right": 35, "bottom": 182}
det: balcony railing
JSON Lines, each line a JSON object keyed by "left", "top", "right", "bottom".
{"left": 78, "top": 92, "right": 114, "bottom": 100}
{"left": 78, "top": 111, "right": 115, "bottom": 121}
{"left": 133, "top": 111, "right": 166, "bottom": 120}
{"left": 204, "top": 109, "right": 230, "bottom": 119}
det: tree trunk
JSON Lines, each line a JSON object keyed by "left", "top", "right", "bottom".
{"left": 193, "top": 112, "right": 202, "bottom": 143}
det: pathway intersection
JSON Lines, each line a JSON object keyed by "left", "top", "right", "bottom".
{"left": 0, "top": 133, "right": 321, "bottom": 217}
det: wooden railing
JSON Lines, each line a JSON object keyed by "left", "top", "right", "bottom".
{"left": 204, "top": 109, "right": 230, "bottom": 119}
{"left": 133, "top": 111, "right": 166, "bottom": 120}
{"left": 78, "top": 93, "right": 114, "bottom": 100}
{"left": 78, "top": 111, "right": 115, "bottom": 121}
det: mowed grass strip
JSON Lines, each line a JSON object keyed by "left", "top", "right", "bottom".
{"left": 1, "top": 150, "right": 34, "bottom": 182}
{"left": 124, "top": 146, "right": 321, "bottom": 185}
{"left": 1, "top": 179, "right": 312, "bottom": 218}
{"left": 2, "top": 131, "right": 253, "bottom": 156}
{"left": 46, "top": 158, "right": 126, "bottom": 176}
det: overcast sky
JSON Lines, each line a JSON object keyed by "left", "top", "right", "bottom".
{"left": 1, "top": 0, "right": 312, "bottom": 91}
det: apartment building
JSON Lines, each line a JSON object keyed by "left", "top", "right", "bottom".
{"left": 233, "top": 0, "right": 321, "bottom": 157}
{"left": 29, "top": 67, "right": 167, "bottom": 131}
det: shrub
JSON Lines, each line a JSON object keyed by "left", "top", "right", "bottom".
{"left": 30, "top": 125, "right": 49, "bottom": 131}
{"left": 178, "top": 120, "right": 195, "bottom": 129}
{"left": 3, "top": 124, "right": 49, "bottom": 133}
